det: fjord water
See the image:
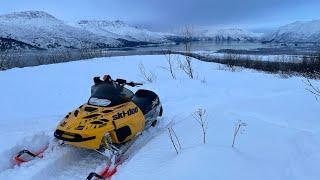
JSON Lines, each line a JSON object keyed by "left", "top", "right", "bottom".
{"left": 139, "top": 41, "right": 267, "bottom": 52}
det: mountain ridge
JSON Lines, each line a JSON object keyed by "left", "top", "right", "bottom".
{"left": 263, "top": 19, "right": 320, "bottom": 43}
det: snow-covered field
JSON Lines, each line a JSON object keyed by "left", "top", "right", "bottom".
{"left": 0, "top": 55, "right": 319, "bottom": 180}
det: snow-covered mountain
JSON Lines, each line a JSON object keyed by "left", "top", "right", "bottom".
{"left": 210, "top": 28, "right": 262, "bottom": 41}
{"left": 263, "top": 20, "right": 320, "bottom": 43}
{"left": 72, "top": 20, "right": 171, "bottom": 43}
{"left": 195, "top": 28, "right": 262, "bottom": 42}
{"left": 0, "top": 11, "right": 121, "bottom": 49}
{"left": 0, "top": 11, "right": 266, "bottom": 51}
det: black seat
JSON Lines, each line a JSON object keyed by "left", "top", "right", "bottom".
{"left": 132, "top": 89, "right": 159, "bottom": 115}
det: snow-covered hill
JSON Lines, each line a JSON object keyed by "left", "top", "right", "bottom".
{"left": 263, "top": 20, "right": 320, "bottom": 43}
{"left": 0, "top": 11, "right": 121, "bottom": 49}
{"left": 0, "top": 55, "right": 319, "bottom": 180}
{"left": 210, "top": 28, "right": 262, "bottom": 41}
{"left": 73, "top": 20, "right": 171, "bottom": 43}
{"left": 193, "top": 28, "right": 262, "bottom": 42}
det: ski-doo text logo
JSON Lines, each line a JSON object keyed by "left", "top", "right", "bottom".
{"left": 112, "top": 107, "right": 139, "bottom": 120}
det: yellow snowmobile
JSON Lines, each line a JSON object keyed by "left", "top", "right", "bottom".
{"left": 54, "top": 76, "right": 162, "bottom": 154}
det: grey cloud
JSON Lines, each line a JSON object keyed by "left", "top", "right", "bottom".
{"left": 0, "top": 0, "right": 319, "bottom": 31}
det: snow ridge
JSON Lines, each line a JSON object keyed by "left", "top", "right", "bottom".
{"left": 1, "top": 11, "right": 57, "bottom": 20}
{"left": 73, "top": 20, "right": 171, "bottom": 43}
{"left": 0, "top": 11, "right": 121, "bottom": 49}
{"left": 263, "top": 20, "right": 320, "bottom": 43}
{"left": 212, "top": 28, "right": 261, "bottom": 41}
{"left": 194, "top": 28, "right": 262, "bottom": 41}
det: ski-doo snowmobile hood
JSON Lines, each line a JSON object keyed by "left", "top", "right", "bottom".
{"left": 54, "top": 101, "right": 145, "bottom": 149}
{"left": 57, "top": 104, "right": 115, "bottom": 131}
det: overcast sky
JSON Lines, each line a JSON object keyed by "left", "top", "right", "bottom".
{"left": 0, "top": 0, "right": 320, "bottom": 32}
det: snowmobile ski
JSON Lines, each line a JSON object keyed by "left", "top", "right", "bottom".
{"left": 86, "top": 165, "right": 117, "bottom": 180}
{"left": 13, "top": 146, "right": 48, "bottom": 165}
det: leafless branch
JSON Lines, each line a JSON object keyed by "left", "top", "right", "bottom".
{"left": 163, "top": 53, "right": 176, "bottom": 79}
{"left": 192, "top": 108, "right": 208, "bottom": 144}
{"left": 138, "top": 62, "right": 157, "bottom": 83}
{"left": 232, "top": 120, "right": 247, "bottom": 148}
{"left": 167, "top": 125, "right": 181, "bottom": 154}
{"left": 303, "top": 78, "right": 320, "bottom": 101}
{"left": 179, "top": 26, "right": 194, "bottom": 79}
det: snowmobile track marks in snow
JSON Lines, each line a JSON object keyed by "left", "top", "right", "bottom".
{"left": 0, "top": 133, "right": 50, "bottom": 172}
{"left": 86, "top": 117, "right": 172, "bottom": 180}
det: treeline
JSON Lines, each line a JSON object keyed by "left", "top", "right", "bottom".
{"left": 176, "top": 51, "right": 320, "bottom": 79}
{"left": 1, "top": 48, "right": 320, "bottom": 80}
{"left": 0, "top": 49, "right": 170, "bottom": 70}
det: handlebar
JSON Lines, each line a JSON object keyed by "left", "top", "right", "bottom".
{"left": 115, "top": 79, "right": 143, "bottom": 87}
{"left": 127, "top": 82, "right": 143, "bottom": 87}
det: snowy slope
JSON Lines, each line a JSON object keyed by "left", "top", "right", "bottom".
{"left": 0, "top": 55, "right": 320, "bottom": 180}
{"left": 193, "top": 28, "right": 262, "bottom": 41}
{"left": 73, "top": 20, "right": 172, "bottom": 43}
{"left": 211, "top": 28, "right": 262, "bottom": 41}
{"left": 0, "top": 11, "right": 121, "bottom": 49}
{"left": 264, "top": 20, "right": 320, "bottom": 43}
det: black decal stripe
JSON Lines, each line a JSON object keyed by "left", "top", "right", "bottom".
{"left": 83, "top": 114, "right": 100, "bottom": 119}
{"left": 112, "top": 121, "right": 117, "bottom": 129}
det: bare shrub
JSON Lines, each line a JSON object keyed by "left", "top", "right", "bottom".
{"left": 167, "top": 125, "right": 181, "bottom": 154}
{"left": 138, "top": 62, "right": 157, "bottom": 83}
{"left": 179, "top": 26, "right": 194, "bottom": 79}
{"left": 223, "top": 54, "right": 239, "bottom": 72}
{"left": 192, "top": 108, "right": 208, "bottom": 144}
{"left": 232, "top": 120, "right": 247, "bottom": 148}
{"left": 179, "top": 57, "right": 194, "bottom": 79}
{"left": 182, "top": 26, "right": 193, "bottom": 53}
{"left": 163, "top": 53, "right": 176, "bottom": 79}
{"left": 304, "top": 77, "right": 320, "bottom": 101}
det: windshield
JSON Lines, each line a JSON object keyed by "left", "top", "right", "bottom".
{"left": 89, "top": 83, "right": 129, "bottom": 106}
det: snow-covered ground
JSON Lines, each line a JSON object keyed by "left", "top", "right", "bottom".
{"left": 0, "top": 55, "right": 319, "bottom": 180}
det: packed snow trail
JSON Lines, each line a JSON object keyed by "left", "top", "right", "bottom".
{"left": 86, "top": 117, "right": 172, "bottom": 180}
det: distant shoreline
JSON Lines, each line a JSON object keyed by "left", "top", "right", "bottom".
{"left": 1, "top": 45, "right": 319, "bottom": 79}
